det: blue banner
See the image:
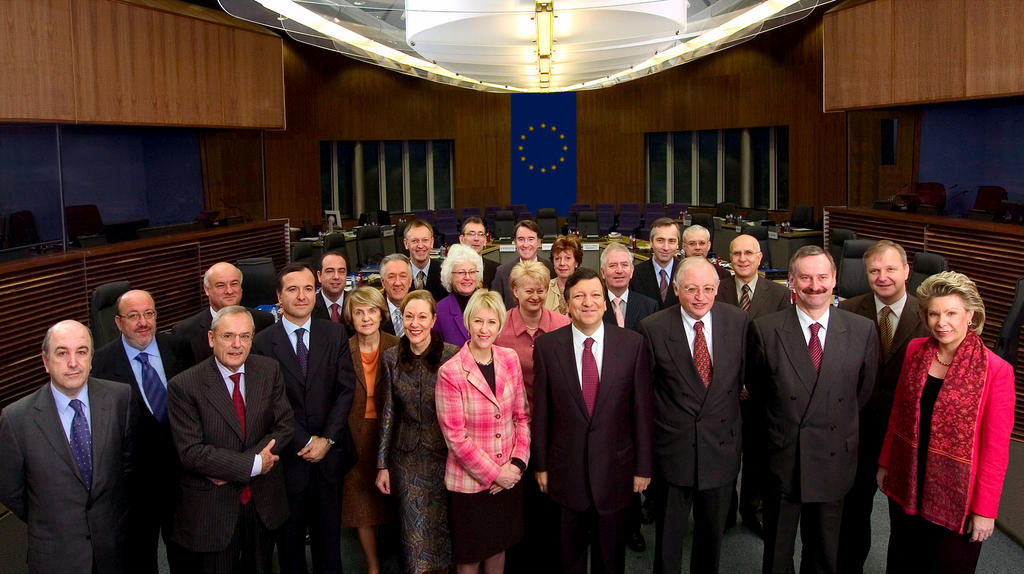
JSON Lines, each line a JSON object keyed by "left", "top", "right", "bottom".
{"left": 510, "top": 93, "right": 576, "bottom": 215}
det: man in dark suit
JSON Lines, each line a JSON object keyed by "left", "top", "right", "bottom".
{"left": 640, "top": 257, "right": 749, "bottom": 574}
{"left": 491, "top": 219, "right": 555, "bottom": 309}
{"left": 601, "top": 242, "right": 660, "bottom": 332}
{"left": 460, "top": 216, "right": 499, "bottom": 288}
{"left": 631, "top": 217, "right": 682, "bottom": 309}
{"left": 836, "top": 240, "right": 927, "bottom": 574}
{"left": 747, "top": 246, "right": 877, "bottom": 574}
{"left": 716, "top": 234, "right": 792, "bottom": 536}
{"left": 252, "top": 264, "right": 355, "bottom": 574}
{"left": 403, "top": 219, "right": 448, "bottom": 302}
{"left": 92, "top": 290, "right": 194, "bottom": 574}
{"left": 379, "top": 253, "right": 413, "bottom": 337}
{"left": 0, "top": 320, "right": 136, "bottom": 574}
{"left": 533, "top": 267, "right": 654, "bottom": 574}
{"left": 682, "top": 224, "right": 731, "bottom": 282}
{"left": 171, "top": 262, "right": 276, "bottom": 364}
{"left": 312, "top": 250, "right": 347, "bottom": 323}
{"left": 167, "top": 306, "right": 294, "bottom": 574}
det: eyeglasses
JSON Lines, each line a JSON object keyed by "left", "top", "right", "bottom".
{"left": 685, "top": 240, "right": 709, "bottom": 247}
{"left": 680, "top": 285, "right": 717, "bottom": 296}
{"left": 453, "top": 270, "right": 478, "bottom": 277}
{"left": 118, "top": 310, "right": 157, "bottom": 322}
{"left": 463, "top": 231, "right": 487, "bottom": 238}
{"left": 215, "top": 332, "right": 253, "bottom": 343}
{"left": 730, "top": 250, "right": 760, "bottom": 258}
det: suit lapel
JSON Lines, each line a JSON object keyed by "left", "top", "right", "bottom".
{"left": 888, "top": 296, "right": 920, "bottom": 363}
{"left": 350, "top": 337, "right": 367, "bottom": 394}
{"left": 818, "top": 310, "right": 850, "bottom": 392}
{"left": 112, "top": 346, "right": 137, "bottom": 385}
{"left": 32, "top": 386, "right": 86, "bottom": 488}
{"left": 777, "top": 309, "right": 818, "bottom": 393}
{"left": 460, "top": 348, "right": 499, "bottom": 408}
{"left": 719, "top": 277, "right": 739, "bottom": 307}
{"left": 306, "top": 321, "right": 330, "bottom": 384}
{"left": 243, "top": 360, "right": 266, "bottom": 444}
{"left": 205, "top": 361, "right": 246, "bottom": 441}
{"left": 272, "top": 323, "right": 305, "bottom": 384}
{"left": 749, "top": 280, "right": 770, "bottom": 316}
{"left": 87, "top": 382, "right": 114, "bottom": 494}
{"left": 448, "top": 300, "right": 470, "bottom": 340}
{"left": 556, "top": 328, "right": 589, "bottom": 419}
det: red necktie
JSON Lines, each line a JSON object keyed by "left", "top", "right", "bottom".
{"left": 330, "top": 302, "right": 341, "bottom": 323}
{"left": 693, "top": 320, "right": 712, "bottom": 387}
{"left": 808, "top": 323, "right": 823, "bottom": 372}
{"left": 229, "top": 373, "right": 252, "bottom": 504}
{"left": 581, "top": 337, "right": 600, "bottom": 416}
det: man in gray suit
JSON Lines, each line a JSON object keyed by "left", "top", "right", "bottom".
{"left": 836, "top": 240, "right": 928, "bottom": 574}
{"left": 747, "top": 246, "right": 877, "bottom": 574}
{"left": 0, "top": 320, "right": 136, "bottom": 574}
{"left": 640, "top": 257, "right": 749, "bottom": 574}
{"left": 168, "top": 306, "right": 294, "bottom": 574}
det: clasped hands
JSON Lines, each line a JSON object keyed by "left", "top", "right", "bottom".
{"left": 489, "top": 463, "right": 522, "bottom": 494}
{"left": 206, "top": 438, "right": 280, "bottom": 486}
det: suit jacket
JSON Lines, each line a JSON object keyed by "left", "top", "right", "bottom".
{"left": 0, "top": 378, "right": 135, "bottom": 574}
{"left": 312, "top": 293, "right": 344, "bottom": 322}
{"left": 716, "top": 275, "right": 792, "bottom": 319}
{"left": 252, "top": 318, "right": 356, "bottom": 491}
{"left": 839, "top": 293, "right": 928, "bottom": 433}
{"left": 414, "top": 260, "right": 449, "bottom": 303}
{"left": 631, "top": 257, "right": 681, "bottom": 309}
{"left": 483, "top": 258, "right": 499, "bottom": 290}
{"left": 167, "top": 355, "right": 294, "bottom": 552}
{"left": 532, "top": 324, "right": 654, "bottom": 514}
{"left": 435, "top": 293, "right": 470, "bottom": 347}
{"left": 491, "top": 257, "right": 555, "bottom": 310}
{"left": 747, "top": 307, "right": 878, "bottom": 503}
{"left": 171, "top": 306, "right": 276, "bottom": 365}
{"left": 602, "top": 289, "right": 660, "bottom": 331}
{"left": 436, "top": 344, "right": 530, "bottom": 493}
{"left": 91, "top": 333, "right": 193, "bottom": 516}
{"left": 639, "top": 304, "right": 748, "bottom": 489}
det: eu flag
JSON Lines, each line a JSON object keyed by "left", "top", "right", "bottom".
{"left": 510, "top": 93, "right": 576, "bottom": 215}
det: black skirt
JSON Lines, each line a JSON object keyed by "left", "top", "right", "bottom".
{"left": 448, "top": 482, "right": 525, "bottom": 563}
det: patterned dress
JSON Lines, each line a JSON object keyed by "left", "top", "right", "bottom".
{"left": 377, "top": 333, "right": 459, "bottom": 574}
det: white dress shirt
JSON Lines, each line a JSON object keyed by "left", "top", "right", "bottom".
{"left": 796, "top": 306, "right": 831, "bottom": 349}
{"left": 680, "top": 309, "right": 714, "bottom": 363}
{"left": 571, "top": 322, "right": 605, "bottom": 389}
{"left": 214, "top": 360, "right": 262, "bottom": 477}
{"left": 50, "top": 384, "right": 91, "bottom": 444}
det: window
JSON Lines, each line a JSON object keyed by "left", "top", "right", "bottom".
{"left": 320, "top": 139, "right": 453, "bottom": 218}
{"left": 646, "top": 126, "right": 789, "bottom": 209}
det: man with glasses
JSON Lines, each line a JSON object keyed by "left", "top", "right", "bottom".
{"left": 681, "top": 224, "right": 730, "bottom": 282}
{"left": 403, "top": 219, "right": 448, "bottom": 302}
{"left": 168, "top": 306, "right": 294, "bottom": 574}
{"left": 491, "top": 219, "right": 554, "bottom": 309}
{"left": 638, "top": 258, "right": 749, "bottom": 574}
{"left": 459, "top": 216, "right": 499, "bottom": 287}
{"left": 172, "top": 262, "right": 276, "bottom": 364}
{"left": 93, "top": 290, "right": 195, "bottom": 574}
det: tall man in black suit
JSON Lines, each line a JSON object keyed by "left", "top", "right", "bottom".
{"left": 0, "top": 320, "right": 136, "bottom": 574}
{"left": 491, "top": 219, "right": 555, "bottom": 309}
{"left": 379, "top": 253, "right": 413, "bottom": 337}
{"left": 252, "top": 264, "right": 355, "bottom": 574}
{"left": 460, "top": 216, "right": 499, "bottom": 288}
{"left": 747, "top": 246, "right": 877, "bottom": 574}
{"left": 168, "top": 306, "right": 293, "bottom": 574}
{"left": 313, "top": 250, "right": 347, "bottom": 323}
{"left": 836, "top": 240, "right": 927, "bottom": 574}
{"left": 533, "top": 267, "right": 654, "bottom": 574}
{"left": 92, "top": 290, "right": 194, "bottom": 574}
{"left": 631, "top": 217, "right": 682, "bottom": 309}
{"left": 404, "top": 219, "right": 448, "bottom": 302}
{"left": 717, "top": 234, "right": 792, "bottom": 535}
{"left": 172, "top": 262, "right": 276, "bottom": 364}
{"left": 639, "top": 257, "right": 749, "bottom": 574}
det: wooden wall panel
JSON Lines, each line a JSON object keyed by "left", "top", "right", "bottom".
{"left": 822, "top": 0, "right": 893, "bottom": 111}
{"left": 965, "top": 2, "right": 1024, "bottom": 97}
{"left": 200, "top": 130, "right": 267, "bottom": 222}
{"left": 892, "top": 0, "right": 965, "bottom": 104}
{"left": 0, "top": 0, "right": 76, "bottom": 121}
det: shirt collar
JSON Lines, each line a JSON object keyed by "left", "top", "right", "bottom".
{"left": 680, "top": 308, "right": 711, "bottom": 330}
{"left": 509, "top": 308, "right": 559, "bottom": 336}
{"left": 874, "top": 292, "right": 908, "bottom": 318}
{"left": 122, "top": 336, "right": 160, "bottom": 364}
{"left": 608, "top": 288, "right": 630, "bottom": 304}
{"left": 50, "top": 381, "right": 89, "bottom": 409}
{"left": 281, "top": 316, "right": 312, "bottom": 337}
{"left": 412, "top": 260, "right": 430, "bottom": 276}
{"left": 796, "top": 305, "right": 831, "bottom": 333}
{"left": 738, "top": 274, "right": 759, "bottom": 293}
{"left": 571, "top": 321, "right": 605, "bottom": 347}
{"left": 321, "top": 290, "right": 343, "bottom": 307}
{"left": 215, "top": 359, "right": 246, "bottom": 378}
{"left": 652, "top": 258, "right": 675, "bottom": 279}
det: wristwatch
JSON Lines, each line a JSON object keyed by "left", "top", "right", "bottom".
{"left": 326, "top": 437, "right": 335, "bottom": 447}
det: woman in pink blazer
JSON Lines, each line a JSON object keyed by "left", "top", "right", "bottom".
{"left": 878, "top": 272, "right": 1015, "bottom": 574}
{"left": 436, "top": 289, "right": 530, "bottom": 574}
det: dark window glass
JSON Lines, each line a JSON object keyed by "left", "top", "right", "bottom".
{"left": 647, "top": 133, "right": 667, "bottom": 204}
{"left": 384, "top": 141, "right": 404, "bottom": 212}
{"left": 408, "top": 141, "right": 428, "bottom": 211}
{"left": 723, "top": 129, "right": 742, "bottom": 205}
{"left": 698, "top": 130, "right": 718, "bottom": 206}
{"left": 777, "top": 127, "right": 789, "bottom": 210}
{"left": 751, "top": 127, "right": 772, "bottom": 210}
{"left": 672, "top": 131, "right": 692, "bottom": 204}
{"left": 335, "top": 141, "right": 355, "bottom": 218}
{"left": 362, "top": 142, "right": 380, "bottom": 213}
{"left": 432, "top": 141, "right": 453, "bottom": 210}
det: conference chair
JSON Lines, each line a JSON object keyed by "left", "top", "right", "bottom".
{"left": 995, "top": 277, "right": 1024, "bottom": 370}
{"left": 436, "top": 215, "right": 460, "bottom": 246}
{"left": 617, "top": 210, "right": 643, "bottom": 237}
{"left": 393, "top": 221, "right": 409, "bottom": 256}
{"left": 619, "top": 202, "right": 641, "bottom": 213}
{"left": 290, "top": 241, "right": 313, "bottom": 266}
{"left": 356, "top": 226, "right": 386, "bottom": 267}
{"left": 90, "top": 280, "right": 132, "bottom": 348}
{"left": 596, "top": 206, "right": 615, "bottom": 236}
{"left": 577, "top": 211, "right": 600, "bottom": 238}
{"left": 8, "top": 210, "right": 40, "bottom": 247}
{"left": 413, "top": 210, "right": 436, "bottom": 226}
{"left": 667, "top": 203, "right": 689, "bottom": 219}
{"left": 689, "top": 213, "right": 713, "bottom": 232}
{"left": 485, "top": 205, "right": 502, "bottom": 230}
{"left": 507, "top": 204, "right": 528, "bottom": 219}
{"left": 437, "top": 208, "right": 457, "bottom": 220}
{"left": 237, "top": 257, "right": 277, "bottom": 308}
{"left": 493, "top": 210, "right": 516, "bottom": 240}
{"left": 715, "top": 202, "right": 737, "bottom": 218}
{"left": 66, "top": 204, "right": 106, "bottom": 246}
{"left": 836, "top": 239, "right": 874, "bottom": 298}
{"left": 790, "top": 205, "right": 816, "bottom": 229}
{"left": 459, "top": 206, "right": 481, "bottom": 222}
{"left": 568, "top": 202, "right": 591, "bottom": 230}
{"left": 973, "top": 186, "right": 1007, "bottom": 212}
{"left": 536, "top": 208, "right": 559, "bottom": 238}
{"left": 745, "top": 209, "right": 770, "bottom": 224}
{"left": 908, "top": 251, "right": 949, "bottom": 295}
{"left": 322, "top": 231, "right": 346, "bottom": 253}
{"left": 829, "top": 228, "right": 857, "bottom": 267}
{"left": 742, "top": 225, "right": 772, "bottom": 269}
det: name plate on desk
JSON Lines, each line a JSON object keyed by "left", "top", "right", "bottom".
{"left": 583, "top": 243, "right": 600, "bottom": 251}
{"left": 542, "top": 243, "right": 553, "bottom": 250}
{"left": 382, "top": 227, "right": 395, "bottom": 237}
{"left": 499, "top": 244, "right": 516, "bottom": 253}
{"left": 768, "top": 231, "right": 779, "bottom": 240}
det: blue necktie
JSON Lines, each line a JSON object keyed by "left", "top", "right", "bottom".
{"left": 136, "top": 352, "right": 168, "bottom": 424}
{"left": 295, "top": 327, "right": 308, "bottom": 377}
{"left": 69, "top": 399, "right": 93, "bottom": 490}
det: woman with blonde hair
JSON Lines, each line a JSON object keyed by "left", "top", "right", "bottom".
{"left": 878, "top": 271, "right": 1015, "bottom": 573}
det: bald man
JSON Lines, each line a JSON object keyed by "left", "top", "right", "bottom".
{"left": 172, "top": 262, "right": 276, "bottom": 364}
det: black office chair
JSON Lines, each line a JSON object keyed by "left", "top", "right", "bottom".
{"left": 356, "top": 226, "right": 386, "bottom": 267}
{"left": 995, "top": 277, "right": 1024, "bottom": 370}
{"left": 829, "top": 228, "right": 857, "bottom": 267}
{"left": 837, "top": 239, "right": 874, "bottom": 298}
{"left": 790, "top": 205, "right": 816, "bottom": 229}
{"left": 90, "top": 280, "right": 132, "bottom": 349}
{"left": 536, "top": 208, "right": 559, "bottom": 238}
{"left": 908, "top": 252, "right": 949, "bottom": 295}
{"left": 493, "top": 210, "right": 516, "bottom": 240}
{"left": 237, "top": 257, "right": 277, "bottom": 308}
{"left": 577, "top": 211, "right": 600, "bottom": 238}
{"left": 746, "top": 209, "right": 769, "bottom": 222}
{"left": 742, "top": 225, "right": 772, "bottom": 269}
{"left": 322, "top": 232, "right": 346, "bottom": 253}
{"left": 291, "top": 241, "right": 313, "bottom": 265}
{"left": 689, "top": 213, "right": 713, "bottom": 231}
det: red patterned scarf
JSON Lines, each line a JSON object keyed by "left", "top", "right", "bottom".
{"left": 881, "top": 332, "right": 988, "bottom": 533}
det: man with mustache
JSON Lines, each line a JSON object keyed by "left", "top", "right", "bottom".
{"left": 747, "top": 245, "right": 877, "bottom": 574}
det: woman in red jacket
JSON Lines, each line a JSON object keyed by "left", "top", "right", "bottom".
{"left": 877, "top": 271, "right": 1015, "bottom": 573}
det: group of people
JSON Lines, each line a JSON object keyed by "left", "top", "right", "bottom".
{"left": 0, "top": 213, "right": 1015, "bottom": 574}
